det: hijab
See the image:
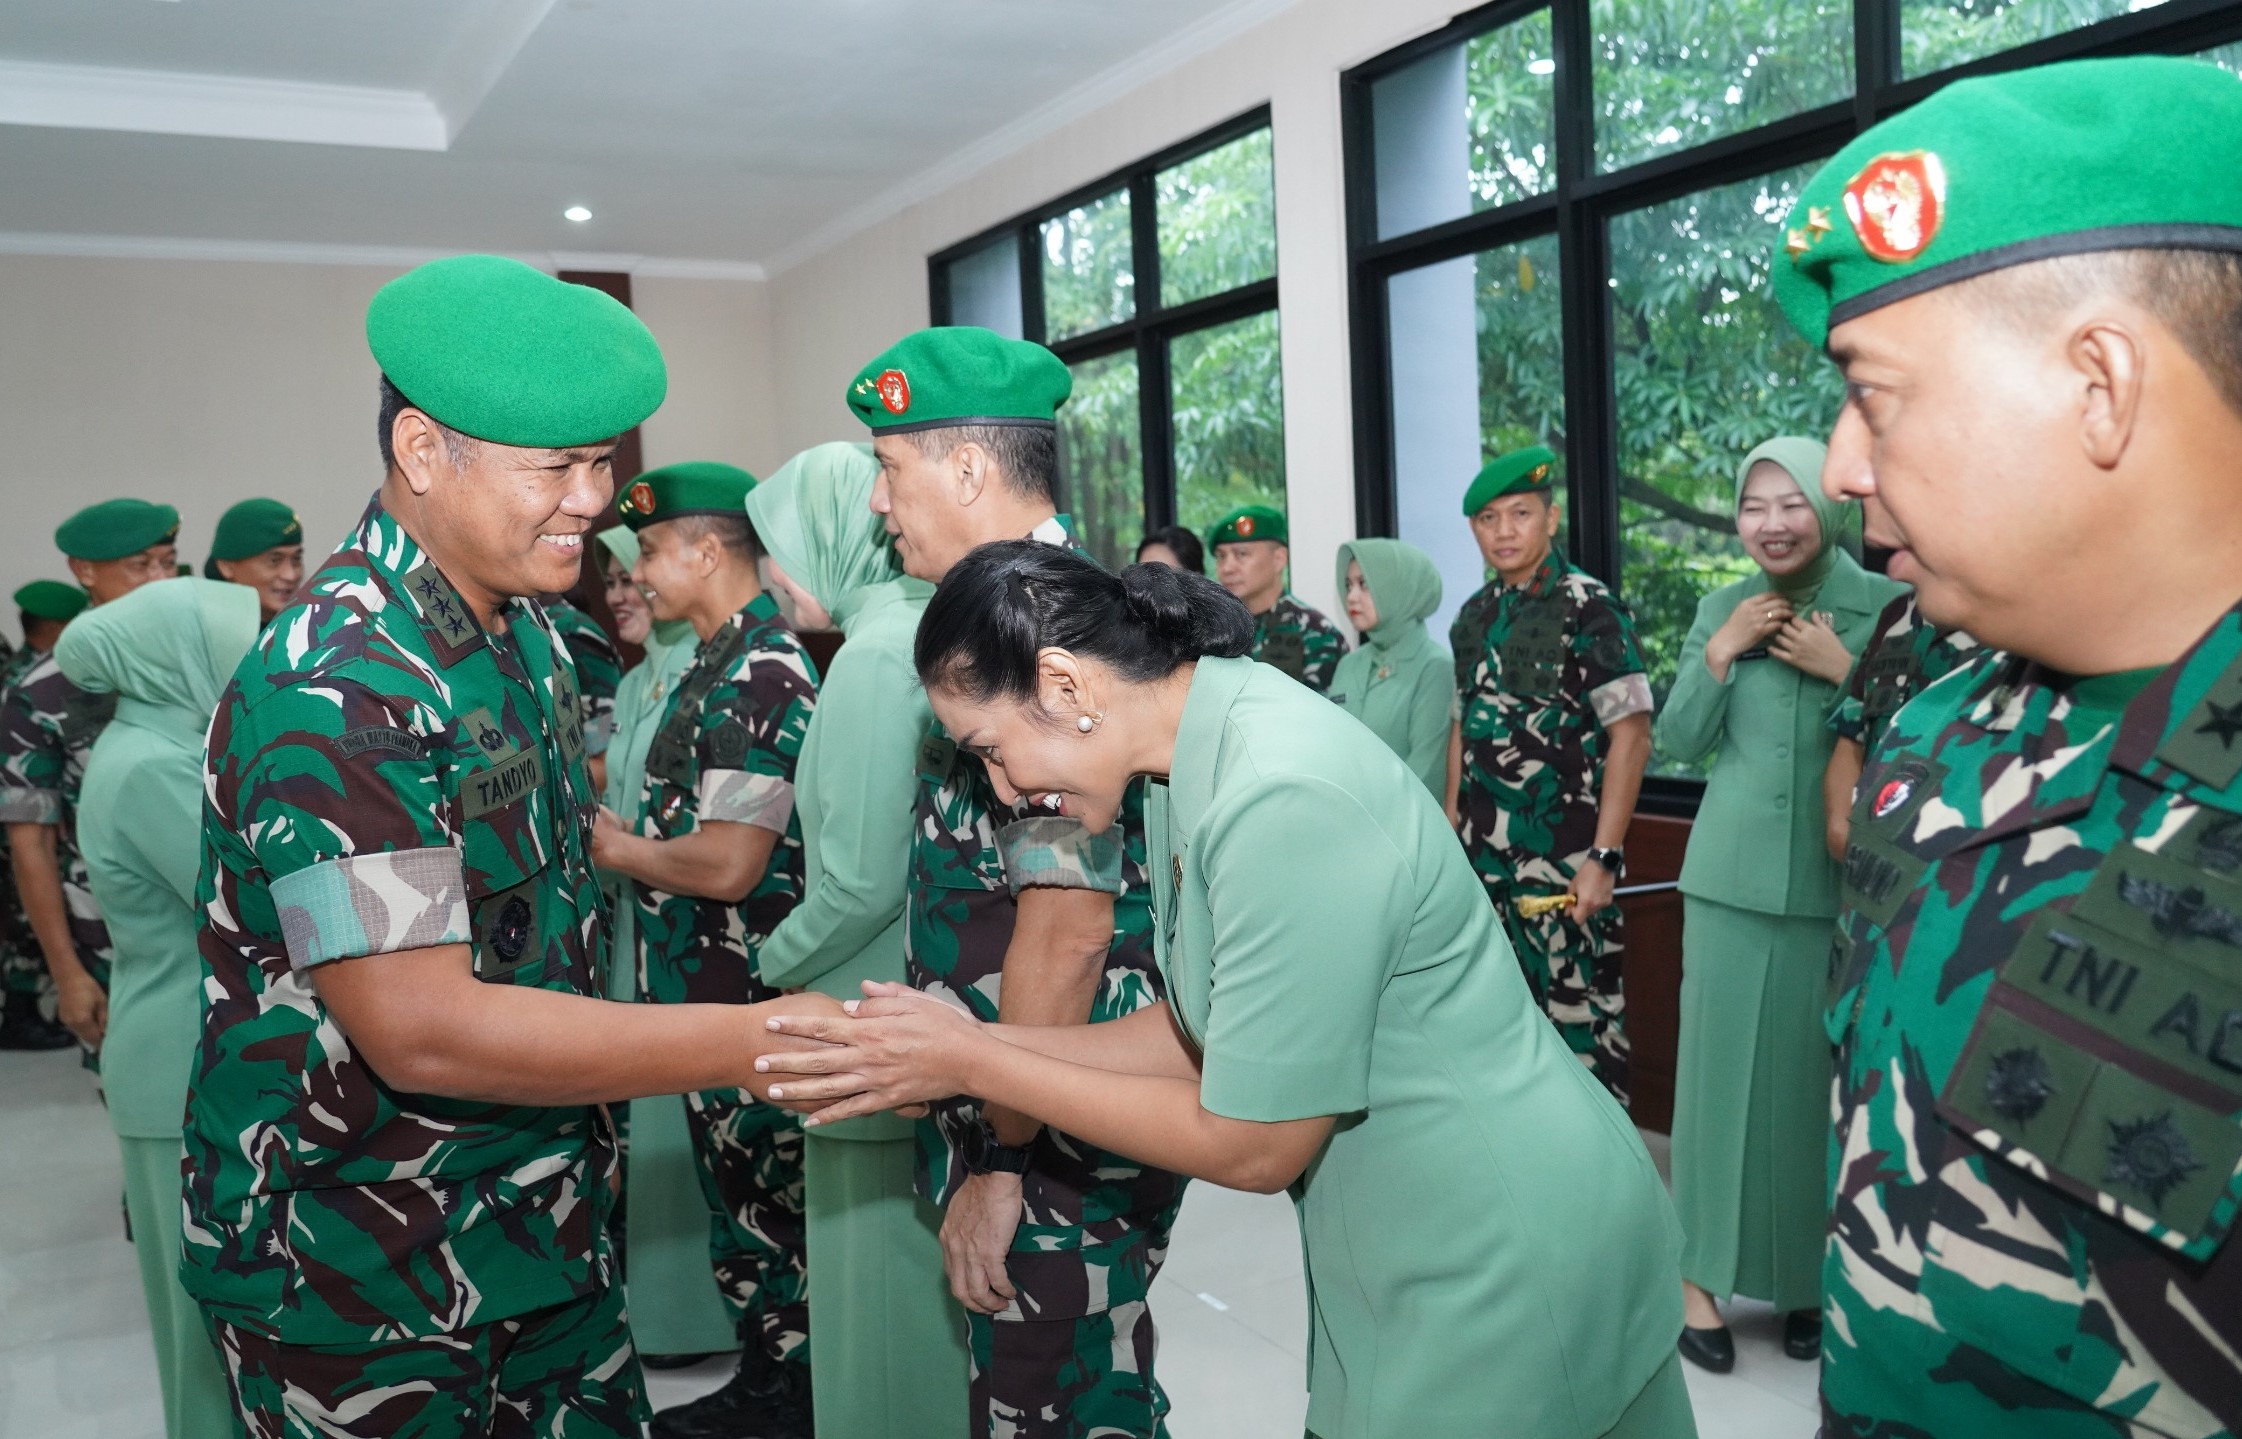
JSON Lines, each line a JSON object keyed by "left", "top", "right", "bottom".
{"left": 1335, "top": 538, "right": 1443, "bottom": 653}
{"left": 56, "top": 577, "right": 259, "bottom": 745}
{"left": 744, "top": 442, "right": 902, "bottom": 634}
{"left": 1734, "top": 435, "right": 1858, "bottom": 605}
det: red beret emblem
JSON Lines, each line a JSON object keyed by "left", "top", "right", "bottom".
{"left": 1843, "top": 151, "right": 1946, "bottom": 264}
{"left": 627, "top": 481, "right": 655, "bottom": 516}
{"left": 877, "top": 368, "right": 912, "bottom": 416}
{"left": 1236, "top": 515, "right": 1257, "bottom": 538}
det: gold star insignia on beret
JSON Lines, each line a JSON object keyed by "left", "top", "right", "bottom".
{"left": 1786, "top": 227, "right": 1813, "bottom": 260}
{"left": 1806, "top": 206, "right": 1833, "bottom": 236}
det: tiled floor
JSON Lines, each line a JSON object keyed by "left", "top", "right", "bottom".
{"left": 2, "top": 1047, "right": 1817, "bottom": 1437}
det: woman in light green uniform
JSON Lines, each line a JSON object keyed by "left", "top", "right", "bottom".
{"left": 1328, "top": 538, "right": 1449, "bottom": 795}
{"left": 1655, "top": 438, "right": 1904, "bottom": 1371}
{"left": 756, "top": 544, "right": 1696, "bottom": 1439}
{"left": 60, "top": 577, "right": 259, "bottom": 1439}
{"left": 594, "top": 526, "right": 735, "bottom": 1361}
{"left": 744, "top": 442, "right": 969, "bottom": 1439}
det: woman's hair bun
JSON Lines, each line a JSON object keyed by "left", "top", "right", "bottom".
{"left": 1119, "top": 562, "right": 1254, "bottom": 660}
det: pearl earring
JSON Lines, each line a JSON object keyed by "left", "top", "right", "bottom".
{"left": 1076, "top": 712, "right": 1101, "bottom": 733}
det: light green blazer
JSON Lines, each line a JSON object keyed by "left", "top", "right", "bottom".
{"left": 1656, "top": 552, "right": 1905, "bottom": 917}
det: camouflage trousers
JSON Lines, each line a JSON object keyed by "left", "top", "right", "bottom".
{"left": 1493, "top": 880, "right": 1630, "bottom": 1106}
{"left": 968, "top": 1299, "right": 1168, "bottom": 1439}
{"left": 210, "top": 1282, "right": 647, "bottom": 1438}
{"left": 684, "top": 1085, "right": 809, "bottom": 1367}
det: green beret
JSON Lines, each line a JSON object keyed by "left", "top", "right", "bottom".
{"left": 1775, "top": 56, "right": 2242, "bottom": 348}
{"left": 1207, "top": 504, "right": 1288, "bottom": 548}
{"left": 1463, "top": 445, "right": 1558, "bottom": 515}
{"left": 618, "top": 461, "right": 758, "bottom": 532}
{"left": 14, "top": 581, "right": 87, "bottom": 623}
{"left": 367, "top": 255, "right": 668, "bottom": 448}
{"left": 207, "top": 498, "right": 303, "bottom": 570}
{"left": 56, "top": 499, "right": 181, "bottom": 562}
{"left": 845, "top": 327, "right": 1071, "bottom": 435}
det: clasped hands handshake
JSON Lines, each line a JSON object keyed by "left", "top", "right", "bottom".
{"left": 751, "top": 982, "right": 980, "bottom": 1128}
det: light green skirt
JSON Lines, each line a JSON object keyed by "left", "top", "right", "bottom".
{"left": 118, "top": 1137, "right": 235, "bottom": 1439}
{"left": 1669, "top": 898, "right": 1833, "bottom": 1313}
{"left": 804, "top": 1133, "right": 969, "bottom": 1438}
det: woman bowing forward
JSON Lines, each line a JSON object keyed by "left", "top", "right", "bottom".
{"left": 761, "top": 543, "right": 1697, "bottom": 1439}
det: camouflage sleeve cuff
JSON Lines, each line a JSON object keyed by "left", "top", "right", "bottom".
{"left": 0, "top": 786, "right": 61, "bottom": 825}
{"left": 1827, "top": 695, "right": 1867, "bottom": 740}
{"left": 698, "top": 769, "right": 795, "bottom": 832}
{"left": 269, "top": 847, "right": 472, "bottom": 971}
{"left": 996, "top": 816, "right": 1125, "bottom": 895}
{"left": 1589, "top": 673, "right": 1655, "bottom": 727}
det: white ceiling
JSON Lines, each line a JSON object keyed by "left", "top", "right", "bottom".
{"left": 0, "top": 0, "right": 1293, "bottom": 276}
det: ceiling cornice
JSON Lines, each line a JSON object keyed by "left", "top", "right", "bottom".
{"left": 761, "top": 0, "right": 1302, "bottom": 275}
{"left": 0, "top": 232, "right": 765, "bottom": 282}
{"left": 0, "top": 58, "right": 447, "bottom": 150}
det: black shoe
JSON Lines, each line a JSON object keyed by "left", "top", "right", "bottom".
{"left": 650, "top": 1350, "right": 811, "bottom": 1439}
{"left": 1678, "top": 1323, "right": 1735, "bottom": 1375}
{"left": 642, "top": 1350, "right": 728, "bottom": 1371}
{"left": 0, "top": 992, "right": 74, "bottom": 1051}
{"left": 1783, "top": 1308, "right": 1823, "bottom": 1361}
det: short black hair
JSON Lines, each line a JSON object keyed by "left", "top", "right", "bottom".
{"left": 671, "top": 511, "right": 762, "bottom": 564}
{"left": 905, "top": 424, "right": 1058, "bottom": 504}
{"left": 1135, "top": 526, "right": 1206, "bottom": 574}
{"left": 1960, "top": 249, "right": 2242, "bottom": 417}
{"left": 917, "top": 541, "right": 1252, "bottom": 711}
{"left": 18, "top": 614, "right": 63, "bottom": 651}
{"left": 378, "top": 374, "right": 478, "bottom": 472}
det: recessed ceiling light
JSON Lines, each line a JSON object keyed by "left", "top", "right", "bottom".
{"left": 564, "top": 205, "right": 592, "bottom": 223}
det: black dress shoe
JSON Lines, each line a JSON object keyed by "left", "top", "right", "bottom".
{"left": 1678, "top": 1323, "right": 1735, "bottom": 1375}
{"left": 1783, "top": 1308, "right": 1823, "bottom": 1361}
{"left": 641, "top": 1350, "right": 728, "bottom": 1371}
{"left": 651, "top": 1349, "right": 812, "bottom": 1439}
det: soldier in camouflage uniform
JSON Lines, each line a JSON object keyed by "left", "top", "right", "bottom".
{"left": 180, "top": 255, "right": 837, "bottom": 1439}
{"left": 1774, "top": 58, "right": 2242, "bottom": 1437}
{"left": 204, "top": 496, "right": 307, "bottom": 623}
{"left": 547, "top": 594, "right": 623, "bottom": 764}
{"left": 1444, "top": 447, "right": 1653, "bottom": 1104}
{"left": 1209, "top": 504, "right": 1347, "bottom": 693}
{"left": 0, "top": 501, "right": 178, "bottom": 1055}
{"left": 1821, "top": 589, "right": 1980, "bottom": 860}
{"left": 592, "top": 460, "right": 820, "bottom": 1439}
{"left": 0, "top": 580, "right": 84, "bottom": 1050}
{"left": 852, "top": 327, "right": 1185, "bottom": 1438}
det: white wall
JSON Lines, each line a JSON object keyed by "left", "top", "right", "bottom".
{"left": 764, "top": 0, "right": 1465, "bottom": 621}
{"left": 0, "top": 254, "right": 777, "bottom": 644}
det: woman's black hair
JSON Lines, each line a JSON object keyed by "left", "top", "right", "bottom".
{"left": 917, "top": 540, "right": 1254, "bottom": 703}
{"left": 1134, "top": 525, "right": 1206, "bottom": 575}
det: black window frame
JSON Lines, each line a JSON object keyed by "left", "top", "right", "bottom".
{"left": 1343, "top": 0, "right": 2242, "bottom": 813}
{"left": 928, "top": 105, "right": 1280, "bottom": 537}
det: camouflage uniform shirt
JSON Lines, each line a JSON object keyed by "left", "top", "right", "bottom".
{"left": 181, "top": 498, "right": 616, "bottom": 1345}
{"left": 0, "top": 648, "right": 117, "bottom": 985}
{"left": 1828, "top": 589, "right": 1981, "bottom": 755}
{"left": 1824, "top": 611, "right": 2242, "bottom": 1437}
{"left": 1250, "top": 593, "right": 1348, "bottom": 695}
{"left": 631, "top": 592, "right": 816, "bottom": 1003}
{"left": 0, "top": 643, "right": 45, "bottom": 995}
{"left": 547, "top": 598, "right": 622, "bottom": 760}
{"left": 909, "top": 515, "right": 1183, "bottom": 1322}
{"left": 1450, "top": 551, "right": 1653, "bottom": 895}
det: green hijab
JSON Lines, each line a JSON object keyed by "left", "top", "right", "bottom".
{"left": 55, "top": 577, "right": 259, "bottom": 741}
{"left": 1734, "top": 435, "right": 1859, "bottom": 605}
{"left": 744, "top": 442, "right": 902, "bottom": 633}
{"left": 1335, "top": 538, "right": 1442, "bottom": 653}
{"left": 594, "top": 524, "right": 692, "bottom": 648}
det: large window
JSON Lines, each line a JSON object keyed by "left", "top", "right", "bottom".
{"left": 1346, "top": 0, "right": 2242, "bottom": 795}
{"left": 930, "top": 112, "right": 1281, "bottom": 571}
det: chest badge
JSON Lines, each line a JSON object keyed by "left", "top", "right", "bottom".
{"left": 2104, "top": 1112, "right": 2203, "bottom": 1208}
{"left": 1872, "top": 774, "right": 1916, "bottom": 820}
{"left": 475, "top": 720, "right": 507, "bottom": 753}
{"left": 492, "top": 896, "right": 533, "bottom": 963}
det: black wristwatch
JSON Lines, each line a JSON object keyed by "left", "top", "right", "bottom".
{"left": 963, "top": 1121, "right": 1033, "bottom": 1176}
{"left": 1584, "top": 846, "right": 1626, "bottom": 878}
